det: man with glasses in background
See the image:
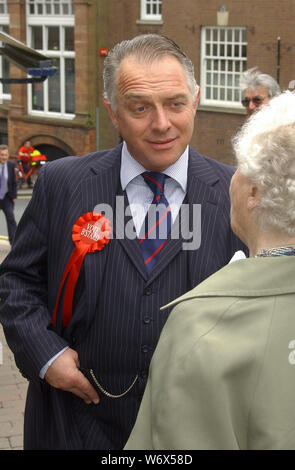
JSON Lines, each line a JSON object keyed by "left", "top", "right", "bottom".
{"left": 240, "top": 66, "right": 280, "bottom": 116}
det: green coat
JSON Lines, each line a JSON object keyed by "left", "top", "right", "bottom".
{"left": 125, "top": 257, "right": 295, "bottom": 450}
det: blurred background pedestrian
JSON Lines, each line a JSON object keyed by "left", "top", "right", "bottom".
{"left": 0, "top": 145, "right": 17, "bottom": 245}
{"left": 17, "top": 140, "right": 34, "bottom": 188}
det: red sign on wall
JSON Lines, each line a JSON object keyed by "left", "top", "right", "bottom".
{"left": 99, "top": 48, "right": 108, "bottom": 56}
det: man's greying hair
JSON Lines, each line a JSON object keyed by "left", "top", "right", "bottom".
{"left": 240, "top": 66, "right": 281, "bottom": 98}
{"left": 103, "top": 34, "right": 198, "bottom": 110}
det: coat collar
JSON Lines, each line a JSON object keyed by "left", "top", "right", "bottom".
{"left": 87, "top": 144, "right": 123, "bottom": 176}
{"left": 162, "top": 256, "right": 295, "bottom": 312}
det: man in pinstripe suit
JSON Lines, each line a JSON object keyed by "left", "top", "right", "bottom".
{"left": 0, "top": 35, "right": 246, "bottom": 449}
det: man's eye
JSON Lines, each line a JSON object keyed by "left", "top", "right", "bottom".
{"left": 136, "top": 106, "right": 145, "bottom": 113}
{"left": 171, "top": 102, "right": 183, "bottom": 108}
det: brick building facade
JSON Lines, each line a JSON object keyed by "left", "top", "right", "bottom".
{"left": 0, "top": 0, "right": 294, "bottom": 164}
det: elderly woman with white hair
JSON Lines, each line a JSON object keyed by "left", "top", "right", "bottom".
{"left": 125, "top": 91, "right": 295, "bottom": 450}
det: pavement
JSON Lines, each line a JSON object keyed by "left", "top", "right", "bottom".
{"left": 0, "top": 188, "right": 33, "bottom": 450}
{"left": 0, "top": 245, "right": 28, "bottom": 450}
{"left": 17, "top": 187, "right": 34, "bottom": 198}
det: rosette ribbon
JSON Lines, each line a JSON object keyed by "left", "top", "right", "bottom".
{"left": 52, "top": 212, "right": 112, "bottom": 328}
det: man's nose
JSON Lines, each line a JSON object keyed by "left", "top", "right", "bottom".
{"left": 151, "top": 107, "right": 171, "bottom": 132}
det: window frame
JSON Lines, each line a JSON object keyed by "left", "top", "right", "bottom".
{"left": 27, "top": 0, "right": 74, "bottom": 16}
{"left": 140, "top": 0, "right": 162, "bottom": 21}
{"left": 0, "top": 0, "right": 8, "bottom": 15}
{"left": 0, "top": 3, "right": 11, "bottom": 102}
{"left": 200, "top": 26, "right": 247, "bottom": 109}
{"left": 26, "top": 0, "right": 75, "bottom": 120}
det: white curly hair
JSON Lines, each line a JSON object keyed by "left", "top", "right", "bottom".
{"left": 232, "top": 90, "right": 295, "bottom": 235}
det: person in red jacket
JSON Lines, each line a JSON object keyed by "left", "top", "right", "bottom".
{"left": 18, "top": 140, "right": 34, "bottom": 188}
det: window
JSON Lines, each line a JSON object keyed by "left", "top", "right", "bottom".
{"left": 0, "top": 0, "right": 8, "bottom": 14}
{"left": 27, "top": 0, "right": 75, "bottom": 118}
{"left": 200, "top": 26, "right": 247, "bottom": 108}
{"left": 0, "top": 118, "right": 8, "bottom": 144}
{"left": 0, "top": 1, "right": 10, "bottom": 101}
{"left": 141, "top": 0, "right": 162, "bottom": 21}
{"left": 28, "top": 0, "right": 74, "bottom": 16}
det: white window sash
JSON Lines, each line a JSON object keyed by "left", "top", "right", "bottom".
{"left": 27, "top": 16, "right": 74, "bottom": 26}
{"left": 0, "top": 20, "right": 11, "bottom": 101}
{"left": 27, "top": 10, "right": 75, "bottom": 119}
{"left": 0, "top": 0, "right": 8, "bottom": 15}
{"left": 140, "top": 0, "right": 162, "bottom": 21}
{"left": 200, "top": 26, "right": 247, "bottom": 109}
{"left": 27, "top": 0, "right": 74, "bottom": 16}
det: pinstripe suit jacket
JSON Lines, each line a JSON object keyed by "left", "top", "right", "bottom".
{"left": 0, "top": 144, "right": 246, "bottom": 449}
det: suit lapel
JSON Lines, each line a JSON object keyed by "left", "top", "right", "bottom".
{"left": 186, "top": 151, "right": 222, "bottom": 288}
{"left": 81, "top": 147, "right": 122, "bottom": 319}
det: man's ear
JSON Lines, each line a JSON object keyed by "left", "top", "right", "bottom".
{"left": 193, "top": 87, "right": 200, "bottom": 114}
{"left": 104, "top": 98, "right": 119, "bottom": 129}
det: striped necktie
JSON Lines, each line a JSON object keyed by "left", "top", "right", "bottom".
{"left": 139, "top": 172, "right": 172, "bottom": 275}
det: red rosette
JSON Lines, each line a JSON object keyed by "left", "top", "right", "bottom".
{"left": 52, "top": 212, "right": 112, "bottom": 328}
{"left": 72, "top": 212, "right": 112, "bottom": 250}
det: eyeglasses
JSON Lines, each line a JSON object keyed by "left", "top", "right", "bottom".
{"left": 241, "top": 96, "right": 267, "bottom": 107}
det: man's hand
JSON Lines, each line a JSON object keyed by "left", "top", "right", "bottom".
{"left": 44, "top": 348, "right": 100, "bottom": 404}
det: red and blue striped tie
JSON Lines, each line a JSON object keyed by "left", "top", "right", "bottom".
{"left": 139, "top": 172, "right": 172, "bottom": 275}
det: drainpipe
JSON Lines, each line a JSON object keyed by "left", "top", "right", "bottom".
{"left": 277, "top": 36, "right": 280, "bottom": 85}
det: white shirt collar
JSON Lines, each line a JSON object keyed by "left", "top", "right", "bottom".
{"left": 120, "top": 141, "right": 188, "bottom": 192}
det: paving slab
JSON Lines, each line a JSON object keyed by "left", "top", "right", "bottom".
{"left": 0, "top": 323, "right": 28, "bottom": 450}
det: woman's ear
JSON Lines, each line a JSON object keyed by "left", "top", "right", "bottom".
{"left": 247, "top": 184, "right": 262, "bottom": 210}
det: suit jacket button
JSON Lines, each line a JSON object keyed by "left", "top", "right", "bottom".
{"left": 144, "top": 287, "right": 152, "bottom": 296}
